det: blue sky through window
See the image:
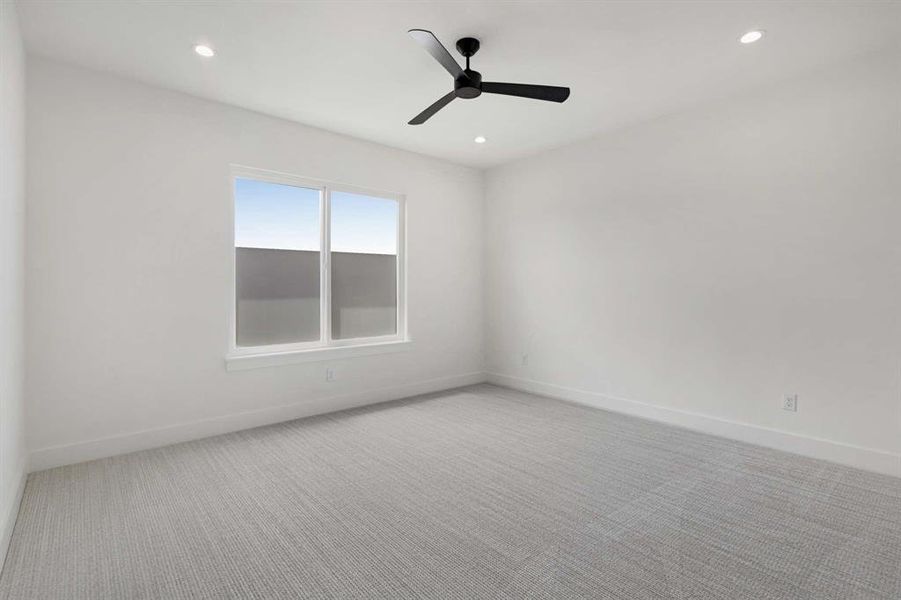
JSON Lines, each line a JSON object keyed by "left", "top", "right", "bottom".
{"left": 235, "top": 179, "right": 398, "bottom": 254}
{"left": 331, "top": 191, "right": 397, "bottom": 255}
{"left": 235, "top": 178, "right": 320, "bottom": 251}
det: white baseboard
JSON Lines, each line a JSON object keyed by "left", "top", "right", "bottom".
{"left": 487, "top": 372, "right": 901, "bottom": 479}
{"left": 29, "top": 371, "right": 488, "bottom": 472}
{"left": 0, "top": 465, "right": 27, "bottom": 574}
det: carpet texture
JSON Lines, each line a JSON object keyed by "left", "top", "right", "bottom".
{"left": 1, "top": 384, "right": 899, "bottom": 599}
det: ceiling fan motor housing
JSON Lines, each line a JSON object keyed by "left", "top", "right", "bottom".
{"left": 455, "top": 69, "right": 482, "bottom": 99}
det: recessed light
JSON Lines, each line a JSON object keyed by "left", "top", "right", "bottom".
{"left": 474, "top": 136, "right": 486, "bottom": 144}
{"left": 194, "top": 44, "right": 215, "bottom": 57}
{"left": 739, "top": 30, "right": 764, "bottom": 44}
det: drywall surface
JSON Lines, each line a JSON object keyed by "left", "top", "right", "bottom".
{"left": 485, "top": 52, "right": 901, "bottom": 471}
{"left": 26, "top": 58, "right": 484, "bottom": 468}
{"left": 0, "top": 0, "right": 28, "bottom": 564}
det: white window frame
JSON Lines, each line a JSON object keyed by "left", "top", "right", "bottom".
{"left": 226, "top": 165, "right": 409, "bottom": 370}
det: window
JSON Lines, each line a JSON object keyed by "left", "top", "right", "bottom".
{"left": 229, "top": 167, "right": 406, "bottom": 366}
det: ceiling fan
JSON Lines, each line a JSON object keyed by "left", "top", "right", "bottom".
{"left": 407, "top": 29, "right": 571, "bottom": 125}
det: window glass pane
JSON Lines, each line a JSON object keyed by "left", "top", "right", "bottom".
{"left": 235, "top": 178, "right": 320, "bottom": 346}
{"left": 330, "top": 191, "right": 398, "bottom": 340}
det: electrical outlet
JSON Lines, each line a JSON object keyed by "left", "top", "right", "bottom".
{"left": 783, "top": 394, "right": 798, "bottom": 412}
{"left": 326, "top": 368, "right": 336, "bottom": 382}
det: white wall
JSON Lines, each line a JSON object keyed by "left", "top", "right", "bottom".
{"left": 485, "top": 52, "right": 901, "bottom": 476}
{"left": 26, "top": 58, "right": 484, "bottom": 469}
{"left": 0, "top": 0, "right": 28, "bottom": 564}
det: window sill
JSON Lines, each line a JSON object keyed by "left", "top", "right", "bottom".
{"left": 225, "top": 339, "right": 413, "bottom": 371}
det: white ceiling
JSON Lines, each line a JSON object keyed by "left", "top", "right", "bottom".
{"left": 16, "top": 1, "right": 901, "bottom": 168}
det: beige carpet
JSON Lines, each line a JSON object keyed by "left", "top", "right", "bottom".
{"left": 2, "top": 384, "right": 899, "bottom": 599}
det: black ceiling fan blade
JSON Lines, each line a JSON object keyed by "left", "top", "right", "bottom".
{"left": 408, "top": 29, "right": 464, "bottom": 78}
{"left": 482, "top": 82, "right": 571, "bottom": 103}
{"left": 408, "top": 91, "right": 456, "bottom": 125}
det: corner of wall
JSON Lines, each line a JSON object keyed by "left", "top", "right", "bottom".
{"left": 0, "top": 0, "right": 28, "bottom": 571}
{"left": 0, "top": 466, "right": 26, "bottom": 574}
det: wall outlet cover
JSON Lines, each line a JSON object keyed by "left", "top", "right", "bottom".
{"left": 783, "top": 394, "right": 798, "bottom": 412}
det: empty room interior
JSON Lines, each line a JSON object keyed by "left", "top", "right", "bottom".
{"left": 1, "top": 1, "right": 900, "bottom": 598}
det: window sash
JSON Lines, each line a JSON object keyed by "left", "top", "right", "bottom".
{"left": 229, "top": 165, "right": 405, "bottom": 358}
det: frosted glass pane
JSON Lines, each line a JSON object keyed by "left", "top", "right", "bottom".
{"left": 330, "top": 192, "right": 398, "bottom": 339}
{"left": 235, "top": 178, "right": 320, "bottom": 346}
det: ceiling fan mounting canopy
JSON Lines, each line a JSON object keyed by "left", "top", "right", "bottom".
{"left": 456, "top": 37, "right": 480, "bottom": 58}
{"left": 407, "top": 29, "right": 571, "bottom": 125}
